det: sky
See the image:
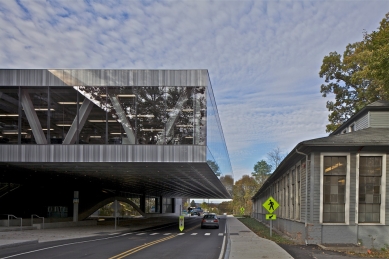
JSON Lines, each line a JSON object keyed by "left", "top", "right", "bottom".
{"left": 0, "top": 0, "right": 388, "bottom": 203}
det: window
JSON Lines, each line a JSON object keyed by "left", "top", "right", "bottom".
{"left": 163, "top": 198, "right": 174, "bottom": 213}
{"left": 323, "top": 156, "right": 346, "bottom": 223}
{"left": 291, "top": 169, "right": 295, "bottom": 219}
{"left": 285, "top": 174, "right": 290, "bottom": 218}
{"left": 277, "top": 181, "right": 280, "bottom": 215}
{"left": 282, "top": 177, "right": 286, "bottom": 217}
{"left": 359, "top": 156, "right": 382, "bottom": 223}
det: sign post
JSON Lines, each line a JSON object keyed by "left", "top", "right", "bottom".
{"left": 262, "top": 196, "right": 279, "bottom": 237}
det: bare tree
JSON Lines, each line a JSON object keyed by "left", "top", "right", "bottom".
{"left": 267, "top": 147, "right": 284, "bottom": 171}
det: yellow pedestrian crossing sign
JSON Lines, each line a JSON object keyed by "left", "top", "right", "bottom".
{"left": 262, "top": 196, "right": 279, "bottom": 214}
{"left": 179, "top": 215, "right": 184, "bottom": 231}
{"left": 266, "top": 214, "right": 276, "bottom": 220}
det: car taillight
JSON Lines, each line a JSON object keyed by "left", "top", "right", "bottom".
{"left": 202, "top": 219, "right": 206, "bottom": 222}
{"left": 214, "top": 219, "right": 218, "bottom": 222}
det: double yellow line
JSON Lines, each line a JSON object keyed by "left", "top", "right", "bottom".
{"left": 108, "top": 235, "right": 177, "bottom": 259}
{"left": 109, "top": 221, "right": 201, "bottom": 258}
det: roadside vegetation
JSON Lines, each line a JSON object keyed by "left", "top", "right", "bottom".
{"left": 237, "top": 217, "right": 294, "bottom": 245}
{"left": 319, "top": 12, "right": 389, "bottom": 133}
{"left": 347, "top": 246, "right": 389, "bottom": 258}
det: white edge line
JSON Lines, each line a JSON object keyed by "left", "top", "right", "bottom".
{"left": 218, "top": 222, "right": 227, "bottom": 259}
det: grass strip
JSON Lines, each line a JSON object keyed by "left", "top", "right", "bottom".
{"left": 237, "top": 217, "right": 295, "bottom": 245}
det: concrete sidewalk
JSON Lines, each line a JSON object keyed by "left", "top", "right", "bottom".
{"left": 0, "top": 216, "right": 294, "bottom": 259}
{"left": 0, "top": 217, "right": 178, "bottom": 249}
{"left": 0, "top": 225, "right": 129, "bottom": 248}
{"left": 226, "top": 216, "right": 293, "bottom": 259}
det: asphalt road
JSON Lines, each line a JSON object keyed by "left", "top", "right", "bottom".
{"left": 0, "top": 216, "right": 226, "bottom": 259}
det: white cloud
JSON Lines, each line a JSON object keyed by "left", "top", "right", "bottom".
{"left": 0, "top": 0, "right": 387, "bottom": 181}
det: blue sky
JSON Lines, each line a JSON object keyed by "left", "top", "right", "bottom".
{"left": 0, "top": 1, "right": 388, "bottom": 203}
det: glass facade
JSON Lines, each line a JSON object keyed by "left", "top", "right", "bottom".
{"left": 0, "top": 85, "right": 206, "bottom": 145}
{"left": 0, "top": 70, "right": 233, "bottom": 180}
{"left": 205, "top": 76, "right": 233, "bottom": 178}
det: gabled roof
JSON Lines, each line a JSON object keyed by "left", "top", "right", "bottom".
{"left": 367, "top": 100, "right": 389, "bottom": 107}
{"left": 304, "top": 128, "right": 389, "bottom": 146}
{"left": 331, "top": 100, "right": 389, "bottom": 135}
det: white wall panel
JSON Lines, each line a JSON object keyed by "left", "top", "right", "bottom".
{"left": 0, "top": 145, "right": 206, "bottom": 163}
{"left": 355, "top": 114, "right": 369, "bottom": 130}
{"left": 0, "top": 69, "right": 208, "bottom": 87}
{"left": 370, "top": 111, "right": 389, "bottom": 128}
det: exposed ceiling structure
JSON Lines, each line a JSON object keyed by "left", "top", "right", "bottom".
{"left": 0, "top": 161, "right": 231, "bottom": 199}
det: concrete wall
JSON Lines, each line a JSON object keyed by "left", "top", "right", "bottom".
{"left": 357, "top": 225, "right": 389, "bottom": 249}
{"left": 322, "top": 224, "right": 389, "bottom": 249}
{"left": 306, "top": 223, "right": 322, "bottom": 244}
{"left": 275, "top": 218, "right": 306, "bottom": 244}
{"left": 1, "top": 217, "right": 73, "bottom": 227}
{"left": 254, "top": 214, "right": 306, "bottom": 244}
{"left": 322, "top": 225, "right": 357, "bottom": 244}
{"left": 33, "top": 220, "right": 97, "bottom": 229}
{"left": 0, "top": 217, "right": 96, "bottom": 228}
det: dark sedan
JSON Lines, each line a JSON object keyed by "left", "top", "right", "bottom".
{"left": 190, "top": 209, "right": 202, "bottom": 216}
{"left": 201, "top": 214, "right": 219, "bottom": 229}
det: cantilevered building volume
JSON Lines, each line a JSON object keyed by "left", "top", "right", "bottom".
{"left": 0, "top": 69, "right": 232, "bottom": 220}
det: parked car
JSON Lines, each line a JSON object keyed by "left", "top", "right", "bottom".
{"left": 201, "top": 214, "right": 219, "bottom": 229}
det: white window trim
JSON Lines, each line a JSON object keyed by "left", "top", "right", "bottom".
{"left": 356, "top": 153, "right": 386, "bottom": 225}
{"left": 320, "top": 153, "right": 350, "bottom": 225}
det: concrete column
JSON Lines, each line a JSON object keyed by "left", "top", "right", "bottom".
{"left": 140, "top": 195, "right": 146, "bottom": 213}
{"left": 158, "top": 196, "right": 162, "bottom": 214}
{"left": 73, "top": 191, "right": 79, "bottom": 222}
{"left": 114, "top": 200, "right": 118, "bottom": 230}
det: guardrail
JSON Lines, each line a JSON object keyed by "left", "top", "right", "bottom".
{"left": 7, "top": 214, "right": 22, "bottom": 230}
{"left": 31, "top": 214, "right": 45, "bottom": 229}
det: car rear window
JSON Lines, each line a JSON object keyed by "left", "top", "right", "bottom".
{"left": 204, "top": 215, "right": 216, "bottom": 219}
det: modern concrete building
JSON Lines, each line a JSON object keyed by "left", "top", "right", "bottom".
{"left": 0, "top": 69, "right": 232, "bottom": 223}
{"left": 252, "top": 101, "right": 389, "bottom": 248}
